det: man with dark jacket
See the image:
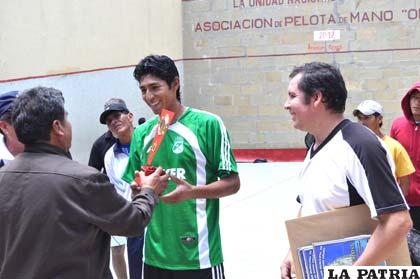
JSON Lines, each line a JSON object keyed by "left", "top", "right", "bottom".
{"left": 391, "top": 82, "right": 420, "bottom": 264}
{"left": 88, "top": 130, "right": 116, "bottom": 173}
{"left": 0, "top": 86, "right": 168, "bottom": 278}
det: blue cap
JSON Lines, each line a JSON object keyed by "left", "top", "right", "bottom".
{"left": 0, "top": 91, "right": 19, "bottom": 118}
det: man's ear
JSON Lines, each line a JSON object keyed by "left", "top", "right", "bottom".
{"left": 127, "top": 112, "right": 134, "bottom": 122}
{"left": 0, "top": 120, "right": 8, "bottom": 133}
{"left": 51, "top": 120, "right": 65, "bottom": 137}
{"left": 312, "top": 90, "right": 323, "bottom": 107}
{"left": 171, "top": 77, "right": 180, "bottom": 91}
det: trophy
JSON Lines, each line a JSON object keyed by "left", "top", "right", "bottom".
{"left": 135, "top": 109, "right": 174, "bottom": 185}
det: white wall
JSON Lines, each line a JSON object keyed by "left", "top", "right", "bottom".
{"left": 0, "top": 0, "right": 183, "bottom": 81}
{"left": 0, "top": 60, "right": 184, "bottom": 164}
{"left": 0, "top": 67, "right": 152, "bottom": 164}
{"left": 0, "top": 0, "right": 184, "bottom": 163}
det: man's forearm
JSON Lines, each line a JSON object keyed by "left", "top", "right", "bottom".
{"left": 354, "top": 210, "right": 412, "bottom": 265}
{"left": 399, "top": 176, "right": 410, "bottom": 197}
{"left": 190, "top": 173, "right": 240, "bottom": 199}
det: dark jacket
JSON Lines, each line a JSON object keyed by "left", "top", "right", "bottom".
{"left": 0, "top": 143, "right": 157, "bottom": 279}
{"left": 391, "top": 82, "right": 420, "bottom": 206}
{"left": 88, "top": 131, "right": 116, "bottom": 173}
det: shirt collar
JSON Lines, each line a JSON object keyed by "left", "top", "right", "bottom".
{"left": 113, "top": 140, "right": 130, "bottom": 155}
{"left": 24, "top": 142, "right": 72, "bottom": 159}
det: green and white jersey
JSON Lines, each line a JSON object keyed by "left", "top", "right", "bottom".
{"left": 122, "top": 107, "right": 238, "bottom": 270}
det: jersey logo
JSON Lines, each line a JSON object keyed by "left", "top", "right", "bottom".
{"left": 172, "top": 138, "right": 184, "bottom": 154}
{"left": 180, "top": 235, "right": 197, "bottom": 245}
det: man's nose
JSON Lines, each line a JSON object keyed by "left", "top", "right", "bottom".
{"left": 110, "top": 117, "right": 119, "bottom": 125}
{"left": 143, "top": 89, "right": 154, "bottom": 101}
{"left": 284, "top": 99, "right": 290, "bottom": 110}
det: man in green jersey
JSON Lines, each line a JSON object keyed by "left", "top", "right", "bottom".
{"left": 122, "top": 55, "right": 240, "bottom": 279}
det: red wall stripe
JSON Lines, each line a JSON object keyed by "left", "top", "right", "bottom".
{"left": 234, "top": 149, "right": 306, "bottom": 162}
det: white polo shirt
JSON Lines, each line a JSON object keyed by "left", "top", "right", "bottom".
{"left": 299, "top": 120, "right": 408, "bottom": 219}
{"left": 104, "top": 142, "right": 132, "bottom": 201}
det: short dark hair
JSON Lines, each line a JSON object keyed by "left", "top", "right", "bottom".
{"left": 133, "top": 55, "right": 181, "bottom": 102}
{"left": 289, "top": 62, "right": 347, "bottom": 113}
{"left": 354, "top": 111, "right": 383, "bottom": 128}
{"left": 12, "top": 86, "right": 65, "bottom": 144}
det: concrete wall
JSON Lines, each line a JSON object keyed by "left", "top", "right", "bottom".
{"left": 0, "top": 63, "right": 185, "bottom": 164}
{"left": 182, "top": 0, "right": 420, "bottom": 149}
{"left": 0, "top": 0, "right": 183, "bottom": 81}
{"left": 0, "top": 67, "right": 153, "bottom": 163}
{"left": 0, "top": 0, "right": 183, "bottom": 164}
{"left": 1, "top": 0, "right": 420, "bottom": 159}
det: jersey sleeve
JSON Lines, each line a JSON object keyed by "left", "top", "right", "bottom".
{"left": 344, "top": 128, "right": 408, "bottom": 218}
{"left": 122, "top": 130, "right": 143, "bottom": 184}
{"left": 206, "top": 116, "right": 238, "bottom": 178}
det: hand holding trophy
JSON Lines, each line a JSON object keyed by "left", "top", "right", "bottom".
{"left": 134, "top": 109, "right": 174, "bottom": 186}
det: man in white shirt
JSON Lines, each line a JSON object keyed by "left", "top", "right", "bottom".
{"left": 100, "top": 98, "right": 144, "bottom": 279}
{"left": 281, "top": 62, "right": 412, "bottom": 278}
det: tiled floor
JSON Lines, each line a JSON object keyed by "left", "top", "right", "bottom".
{"left": 110, "top": 162, "right": 303, "bottom": 278}
{"left": 220, "top": 162, "right": 302, "bottom": 279}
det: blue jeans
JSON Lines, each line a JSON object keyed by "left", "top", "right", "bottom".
{"left": 127, "top": 236, "right": 144, "bottom": 279}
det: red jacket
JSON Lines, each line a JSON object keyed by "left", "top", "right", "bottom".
{"left": 390, "top": 82, "right": 420, "bottom": 206}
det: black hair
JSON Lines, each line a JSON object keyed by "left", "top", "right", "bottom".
{"left": 354, "top": 111, "right": 383, "bottom": 128}
{"left": 133, "top": 55, "right": 181, "bottom": 102}
{"left": 289, "top": 62, "right": 347, "bottom": 113}
{"left": 12, "top": 86, "right": 65, "bottom": 144}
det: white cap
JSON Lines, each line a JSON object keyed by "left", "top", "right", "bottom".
{"left": 353, "top": 100, "right": 383, "bottom": 116}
